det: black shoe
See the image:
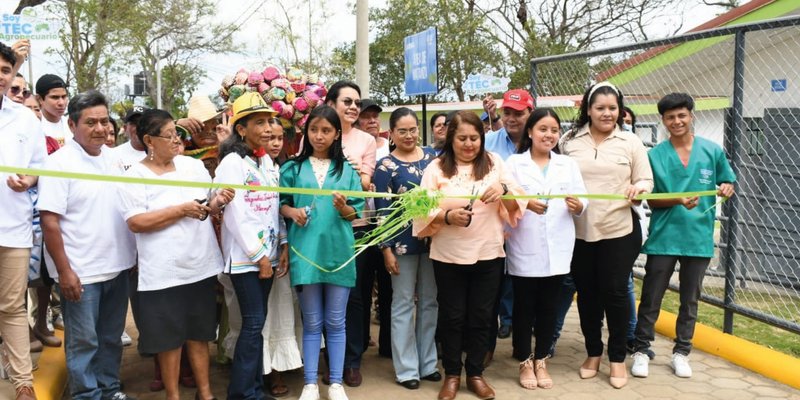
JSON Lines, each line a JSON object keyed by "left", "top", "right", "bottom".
{"left": 397, "top": 379, "right": 420, "bottom": 390}
{"left": 497, "top": 325, "right": 511, "bottom": 339}
{"left": 421, "top": 371, "right": 442, "bottom": 382}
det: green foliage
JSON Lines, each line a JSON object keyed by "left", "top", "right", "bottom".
{"left": 329, "top": 0, "right": 501, "bottom": 104}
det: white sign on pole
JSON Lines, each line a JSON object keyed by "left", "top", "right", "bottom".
{"left": 463, "top": 73, "right": 511, "bottom": 96}
{"left": 0, "top": 11, "right": 60, "bottom": 41}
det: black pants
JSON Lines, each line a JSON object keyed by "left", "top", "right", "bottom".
{"left": 511, "top": 274, "right": 565, "bottom": 361}
{"left": 344, "top": 226, "right": 391, "bottom": 368}
{"left": 434, "top": 258, "right": 503, "bottom": 377}
{"left": 634, "top": 255, "right": 710, "bottom": 356}
{"left": 570, "top": 211, "right": 642, "bottom": 363}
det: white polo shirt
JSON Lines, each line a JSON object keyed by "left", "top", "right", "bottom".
{"left": 0, "top": 97, "right": 46, "bottom": 248}
{"left": 38, "top": 140, "right": 136, "bottom": 281}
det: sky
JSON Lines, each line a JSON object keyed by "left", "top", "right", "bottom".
{"left": 1, "top": 0, "right": 734, "bottom": 104}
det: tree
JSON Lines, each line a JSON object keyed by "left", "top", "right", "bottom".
{"left": 330, "top": 0, "right": 501, "bottom": 105}
{"left": 119, "top": 0, "right": 239, "bottom": 116}
{"left": 44, "top": 0, "right": 133, "bottom": 92}
{"left": 474, "top": 0, "right": 687, "bottom": 92}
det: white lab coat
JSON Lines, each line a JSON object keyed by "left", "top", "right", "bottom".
{"left": 505, "top": 151, "right": 588, "bottom": 277}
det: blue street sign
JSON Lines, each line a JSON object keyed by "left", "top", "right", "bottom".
{"left": 404, "top": 28, "right": 438, "bottom": 96}
{"left": 771, "top": 79, "right": 787, "bottom": 92}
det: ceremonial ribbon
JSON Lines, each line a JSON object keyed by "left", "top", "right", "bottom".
{"left": 2, "top": 165, "right": 727, "bottom": 273}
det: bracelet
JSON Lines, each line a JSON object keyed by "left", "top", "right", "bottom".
{"left": 444, "top": 209, "right": 452, "bottom": 225}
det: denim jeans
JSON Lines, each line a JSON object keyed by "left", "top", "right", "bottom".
{"left": 390, "top": 253, "right": 438, "bottom": 382}
{"left": 298, "top": 284, "right": 350, "bottom": 385}
{"left": 60, "top": 272, "right": 129, "bottom": 400}
{"left": 552, "top": 274, "right": 576, "bottom": 344}
{"left": 227, "top": 271, "right": 273, "bottom": 400}
{"left": 627, "top": 273, "right": 637, "bottom": 342}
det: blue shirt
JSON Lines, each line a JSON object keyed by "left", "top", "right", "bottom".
{"left": 373, "top": 148, "right": 438, "bottom": 255}
{"left": 484, "top": 128, "right": 517, "bottom": 160}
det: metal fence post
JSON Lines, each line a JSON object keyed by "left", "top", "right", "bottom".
{"left": 721, "top": 29, "right": 747, "bottom": 334}
{"left": 530, "top": 61, "right": 539, "bottom": 100}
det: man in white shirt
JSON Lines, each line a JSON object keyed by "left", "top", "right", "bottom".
{"left": 34, "top": 74, "right": 71, "bottom": 147}
{"left": 0, "top": 41, "right": 45, "bottom": 400}
{"left": 39, "top": 90, "right": 137, "bottom": 400}
{"left": 108, "top": 105, "right": 148, "bottom": 174}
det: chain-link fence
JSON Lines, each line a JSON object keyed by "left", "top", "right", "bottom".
{"left": 530, "top": 16, "right": 800, "bottom": 335}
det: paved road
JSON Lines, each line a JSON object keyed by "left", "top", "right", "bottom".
{"left": 111, "top": 305, "right": 800, "bottom": 400}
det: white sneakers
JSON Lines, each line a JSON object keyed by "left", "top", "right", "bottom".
{"left": 632, "top": 351, "right": 692, "bottom": 378}
{"left": 328, "top": 383, "right": 349, "bottom": 400}
{"left": 299, "top": 384, "right": 320, "bottom": 400}
{"left": 121, "top": 331, "right": 133, "bottom": 347}
{"left": 671, "top": 353, "right": 692, "bottom": 378}
{"left": 630, "top": 352, "right": 650, "bottom": 377}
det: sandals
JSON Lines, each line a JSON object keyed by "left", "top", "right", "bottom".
{"left": 269, "top": 372, "right": 290, "bottom": 397}
{"left": 519, "top": 356, "right": 537, "bottom": 389}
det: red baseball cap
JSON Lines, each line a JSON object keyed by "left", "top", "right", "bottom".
{"left": 502, "top": 89, "right": 535, "bottom": 111}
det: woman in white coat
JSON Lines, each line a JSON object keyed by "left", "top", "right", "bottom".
{"left": 506, "top": 108, "right": 587, "bottom": 390}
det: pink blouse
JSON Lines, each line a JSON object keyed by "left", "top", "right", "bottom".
{"left": 413, "top": 153, "right": 525, "bottom": 265}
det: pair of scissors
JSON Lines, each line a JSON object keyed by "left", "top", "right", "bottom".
{"left": 302, "top": 196, "right": 317, "bottom": 226}
{"left": 464, "top": 185, "right": 478, "bottom": 227}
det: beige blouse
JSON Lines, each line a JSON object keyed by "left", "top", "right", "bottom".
{"left": 560, "top": 126, "right": 653, "bottom": 242}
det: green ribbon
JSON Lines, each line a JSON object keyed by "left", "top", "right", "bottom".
{"left": 4, "top": 165, "right": 728, "bottom": 274}
{"left": 1, "top": 166, "right": 721, "bottom": 201}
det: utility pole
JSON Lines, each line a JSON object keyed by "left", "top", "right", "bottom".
{"left": 355, "top": 0, "right": 369, "bottom": 96}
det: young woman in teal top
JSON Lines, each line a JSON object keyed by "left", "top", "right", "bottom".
{"left": 279, "top": 105, "right": 364, "bottom": 400}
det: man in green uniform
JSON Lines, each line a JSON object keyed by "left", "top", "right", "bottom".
{"left": 630, "top": 93, "right": 736, "bottom": 379}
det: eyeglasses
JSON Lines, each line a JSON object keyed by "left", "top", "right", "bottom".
{"left": 9, "top": 86, "right": 31, "bottom": 98}
{"left": 151, "top": 133, "right": 182, "bottom": 142}
{"left": 395, "top": 127, "right": 418, "bottom": 137}
{"left": 340, "top": 98, "right": 362, "bottom": 108}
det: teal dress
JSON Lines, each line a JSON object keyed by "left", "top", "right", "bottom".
{"left": 642, "top": 136, "right": 736, "bottom": 258}
{"left": 279, "top": 158, "right": 364, "bottom": 287}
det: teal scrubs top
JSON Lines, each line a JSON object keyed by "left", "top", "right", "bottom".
{"left": 279, "top": 158, "right": 365, "bottom": 287}
{"left": 642, "top": 136, "right": 736, "bottom": 258}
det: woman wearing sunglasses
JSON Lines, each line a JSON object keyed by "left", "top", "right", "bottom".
{"left": 7, "top": 73, "right": 31, "bottom": 104}
{"left": 117, "top": 109, "right": 234, "bottom": 400}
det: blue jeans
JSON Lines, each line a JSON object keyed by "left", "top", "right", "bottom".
{"left": 228, "top": 271, "right": 273, "bottom": 400}
{"left": 298, "top": 284, "right": 350, "bottom": 385}
{"left": 498, "top": 274, "right": 513, "bottom": 327}
{"left": 60, "top": 272, "right": 129, "bottom": 400}
{"left": 627, "top": 273, "right": 637, "bottom": 342}
{"left": 552, "top": 274, "right": 576, "bottom": 344}
{"left": 390, "top": 253, "right": 438, "bottom": 381}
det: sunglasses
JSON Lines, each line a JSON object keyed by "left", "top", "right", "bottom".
{"left": 10, "top": 86, "right": 31, "bottom": 98}
{"left": 340, "top": 98, "right": 362, "bottom": 108}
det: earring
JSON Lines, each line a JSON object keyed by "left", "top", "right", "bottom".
{"left": 149, "top": 148, "right": 154, "bottom": 161}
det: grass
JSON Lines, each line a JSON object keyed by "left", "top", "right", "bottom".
{"left": 633, "top": 281, "right": 800, "bottom": 358}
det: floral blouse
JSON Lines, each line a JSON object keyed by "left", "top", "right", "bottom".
{"left": 373, "top": 147, "right": 438, "bottom": 255}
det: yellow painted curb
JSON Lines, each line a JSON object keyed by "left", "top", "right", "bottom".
{"left": 32, "top": 329, "right": 66, "bottom": 400}
{"left": 654, "top": 308, "right": 800, "bottom": 390}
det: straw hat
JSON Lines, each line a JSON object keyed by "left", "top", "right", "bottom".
{"left": 187, "top": 95, "right": 222, "bottom": 122}
{"left": 229, "top": 92, "right": 278, "bottom": 127}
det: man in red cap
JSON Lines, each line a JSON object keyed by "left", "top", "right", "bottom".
{"left": 481, "top": 88, "right": 534, "bottom": 365}
{"left": 483, "top": 89, "right": 535, "bottom": 160}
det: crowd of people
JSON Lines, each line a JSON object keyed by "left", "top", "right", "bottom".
{"left": 0, "top": 35, "right": 737, "bottom": 400}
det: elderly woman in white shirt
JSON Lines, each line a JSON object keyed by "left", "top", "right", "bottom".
{"left": 506, "top": 108, "right": 586, "bottom": 391}
{"left": 117, "top": 109, "right": 234, "bottom": 400}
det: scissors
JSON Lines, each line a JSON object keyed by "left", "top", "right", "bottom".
{"left": 302, "top": 197, "right": 317, "bottom": 226}
{"left": 464, "top": 185, "right": 478, "bottom": 227}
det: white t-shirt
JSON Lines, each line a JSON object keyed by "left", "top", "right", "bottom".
{"left": 38, "top": 141, "right": 137, "bottom": 281}
{"left": 215, "top": 153, "right": 286, "bottom": 274}
{"left": 41, "top": 115, "right": 72, "bottom": 147}
{"left": 108, "top": 141, "right": 146, "bottom": 174}
{"left": 117, "top": 155, "right": 223, "bottom": 291}
{"left": 0, "top": 97, "right": 47, "bottom": 248}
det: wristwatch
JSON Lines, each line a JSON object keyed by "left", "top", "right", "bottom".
{"left": 501, "top": 183, "right": 509, "bottom": 195}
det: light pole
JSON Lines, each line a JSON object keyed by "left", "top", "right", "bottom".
{"left": 355, "top": 0, "right": 369, "bottom": 97}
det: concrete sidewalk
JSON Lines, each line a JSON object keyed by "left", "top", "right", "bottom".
{"left": 110, "top": 305, "right": 800, "bottom": 400}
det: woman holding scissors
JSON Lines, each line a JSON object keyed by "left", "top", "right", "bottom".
{"left": 414, "top": 111, "right": 525, "bottom": 400}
